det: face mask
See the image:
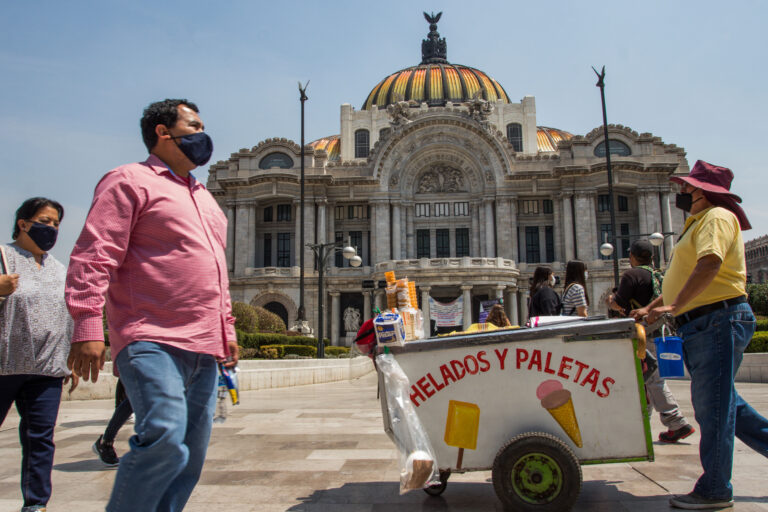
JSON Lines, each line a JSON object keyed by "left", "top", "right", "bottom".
{"left": 675, "top": 192, "right": 693, "bottom": 212}
{"left": 170, "top": 132, "right": 213, "bottom": 166}
{"left": 25, "top": 222, "right": 58, "bottom": 252}
{"left": 549, "top": 275, "right": 556, "bottom": 287}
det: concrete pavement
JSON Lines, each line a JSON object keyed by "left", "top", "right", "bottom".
{"left": 1, "top": 371, "right": 766, "bottom": 511}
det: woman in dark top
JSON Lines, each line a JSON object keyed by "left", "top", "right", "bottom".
{"left": 528, "top": 266, "right": 562, "bottom": 317}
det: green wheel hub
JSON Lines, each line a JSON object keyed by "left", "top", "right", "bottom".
{"left": 510, "top": 452, "right": 563, "bottom": 504}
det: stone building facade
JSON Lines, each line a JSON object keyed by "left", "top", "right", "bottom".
{"left": 206, "top": 14, "right": 689, "bottom": 345}
{"left": 746, "top": 235, "right": 768, "bottom": 283}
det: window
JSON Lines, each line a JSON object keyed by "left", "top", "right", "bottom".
{"left": 416, "top": 203, "right": 430, "bottom": 217}
{"left": 520, "top": 200, "right": 539, "bottom": 214}
{"left": 525, "top": 226, "right": 540, "bottom": 263}
{"left": 277, "top": 233, "right": 291, "bottom": 267}
{"left": 545, "top": 226, "right": 555, "bottom": 263}
{"left": 350, "top": 231, "right": 363, "bottom": 265}
{"left": 347, "top": 205, "right": 367, "bottom": 219}
{"left": 258, "top": 152, "right": 293, "bottom": 169}
{"left": 618, "top": 195, "right": 628, "bottom": 212}
{"left": 506, "top": 123, "right": 523, "bottom": 152}
{"left": 598, "top": 195, "right": 611, "bottom": 212}
{"left": 335, "top": 231, "right": 343, "bottom": 267}
{"left": 277, "top": 204, "right": 291, "bottom": 221}
{"left": 435, "top": 202, "right": 450, "bottom": 217}
{"left": 436, "top": 229, "right": 450, "bottom": 257}
{"left": 621, "top": 224, "right": 630, "bottom": 258}
{"left": 335, "top": 205, "right": 344, "bottom": 220}
{"left": 456, "top": 228, "right": 470, "bottom": 257}
{"left": 263, "top": 233, "right": 272, "bottom": 266}
{"left": 594, "top": 139, "right": 631, "bottom": 157}
{"left": 263, "top": 206, "right": 273, "bottom": 222}
{"left": 417, "top": 229, "right": 430, "bottom": 258}
{"left": 355, "top": 129, "right": 370, "bottom": 158}
{"left": 542, "top": 199, "right": 553, "bottom": 214}
{"left": 454, "top": 202, "right": 469, "bottom": 216}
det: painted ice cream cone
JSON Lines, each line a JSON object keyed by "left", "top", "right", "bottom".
{"left": 536, "top": 380, "right": 583, "bottom": 448}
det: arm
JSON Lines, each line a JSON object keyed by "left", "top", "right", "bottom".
{"left": 66, "top": 171, "right": 141, "bottom": 382}
{"left": 646, "top": 254, "right": 722, "bottom": 323}
{"left": 630, "top": 294, "right": 664, "bottom": 321}
{"left": 0, "top": 274, "right": 19, "bottom": 296}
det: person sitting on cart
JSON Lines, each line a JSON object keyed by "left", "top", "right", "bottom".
{"left": 607, "top": 239, "right": 695, "bottom": 444}
{"left": 485, "top": 304, "right": 511, "bottom": 328}
{"left": 528, "top": 266, "right": 562, "bottom": 318}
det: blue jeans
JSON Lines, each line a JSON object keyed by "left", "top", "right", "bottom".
{"left": 108, "top": 341, "right": 218, "bottom": 512}
{"left": 679, "top": 302, "right": 768, "bottom": 499}
{"left": 0, "top": 374, "right": 63, "bottom": 508}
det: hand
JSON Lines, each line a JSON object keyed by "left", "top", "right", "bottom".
{"left": 67, "top": 341, "right": 106, "bottom": 382}
{"left": 647, "top": 304, "right": 677, "bottom": 325}
{"left": 630, "top": 306, "right": 649, "bottom": 322}
{"left": 64, "top": 372, "right": 80, "bottom": 393}
{"left": 0, "top": 273, "right": 19, "bottom": 296}
{"left": 220, "top": 341, "right": 239, "bottom": 368}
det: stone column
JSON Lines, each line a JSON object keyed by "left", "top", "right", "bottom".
{"left": 509, "top": 197, "right": 518, "bottom": 262}
{"left": 247, "top": 203, "right": 256, "bottom": 269}
{"left": 461, "top": 285, "right": 473, "bottom": 330}
{"left": 374, "top": 290, "right": 385, "bottom": 312}
{"left": 293, "top": 201, "right": 301, "bottom": 268}
{"left": 496, "top": 199, "right": 513, "bottom": 260}
{"left": 471, "top": 202, "right": 481, "bottom": 257}
{"left": 327, "top": 202, "right": 336, "bottom": 266}
{"left": 506, "top": 289, "right": 519, "bottom": 326}
{"left": 661, "top": 192, "right": 674, "bottom": 263}
{"left": 484, "top": 199, "right": 496, "bottom": 257}
{"left": 421, "top": 286, "right": 432, "bottom": 331}
{"left": 553, "top": 196, "right": 563, "bottom": 262}
{"left": 234, "top": 203, "right": 250, "bottom": 276}
{"left": 317, "top": 200, "right": 327, "bottom": 245}
{"left": 330, "top": 291, "right": 341, "bottom": 346}
{"left": 405, "top": 203, "right": 415, "bottom": 258}
{"left": 363, "top": 292, "right": 371, "bottom": 322}
{"left": 373, "top": 201, "right": 390, "bottom": 264}
{"left": 562, "top": 194, "right": 575, "bottom": 262}
{"left": 392, "top": 202, "right": 402, "bottom": 260}
{"left": 226, "top": 204, "right": 235, "bottom": 271}
{"left": 494, "top": 285, "right": 505, "bottom": 300}
{"left": 574, "top": 193, "right": 597, "bottom": 261}
{"left": 637, "top": 190, "right": 650, "bottom": 237}
{"left": 519, "top": 290, "right": 529, "bottom": 323}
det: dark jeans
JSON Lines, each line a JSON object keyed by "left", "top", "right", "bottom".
{"left": 0, "top": 374, "right": 64, "bottom": 508}
{"left": 104, "top": 399, "right": 133, "bottom": 444}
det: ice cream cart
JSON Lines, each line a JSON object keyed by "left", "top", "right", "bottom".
{"left": 376, "top": 317, "right": 653, "bottom": 511}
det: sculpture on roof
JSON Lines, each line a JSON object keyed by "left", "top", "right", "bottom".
{"left": 468, "top": 90, "right": 494, "bottom": 128}
{"left": 422, "top": 12, "right": 447, "bottom": 64}
{"left": 387, "top": 94, "right": 415, "bottom": 129}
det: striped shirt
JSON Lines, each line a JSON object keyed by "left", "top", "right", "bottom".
{"left": 561, "top": 283, "right": 587, "bottom": 316}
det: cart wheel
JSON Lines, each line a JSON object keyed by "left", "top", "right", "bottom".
{"left": 492, "top": 432, "right": 582, "bottom": 511}
{"left": 423, "top": 470, "right": 450, "bottom": 497}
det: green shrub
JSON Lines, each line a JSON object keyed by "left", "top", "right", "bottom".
{"left": 747, "top": 332, "right": 768, "bottom": 353}
{"left": 756, "top": 318, "right": 768, "bottom": 332}
{"left": 239, "top": 347, "right": 260, "bottom": 359}
{"left": 747, "top": 284, "right": 768, "bottom": 317}
{"left": 261, "top": 344, "right": 285, "bottom": 358}
{"left": 233, "top": 302, "right": 259, "bottom": 333}
{"left": 235, "top": 331, "right": 327, "bottom": 349}
{"left": 253, "top": 306, "right": 286, "bottom": 333}
{"left": 261, "top": 346, "right": 279, "bottom": 359}
{"left": 325, "top": 346, "right": 350, "bottom": 357}
{"left": 282, "top": 345, "right": 317, "bottom": 357}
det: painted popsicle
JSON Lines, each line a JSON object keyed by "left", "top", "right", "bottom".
{"left": 444, "top": 400, "right": 480, "bottom": 469}
{"left": 536, "top": 379, "right": 582, "bottom": 448}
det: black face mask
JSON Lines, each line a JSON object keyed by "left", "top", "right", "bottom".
{"left": 675, "top": 192, "right": 703, "bottom": 212}
{"left": 170, "top": 132, "right": 213, "bottom": 167}
{"left": 26, "top": 222, "right": 58, "bottom": 252}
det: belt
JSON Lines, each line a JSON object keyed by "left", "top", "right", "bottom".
{"left": 674, "top": 295, "right": 747, "bottom": 329}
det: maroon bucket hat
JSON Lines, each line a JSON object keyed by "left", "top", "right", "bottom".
{"left": 670, "top": 160, "right": 742, "bottom": 202}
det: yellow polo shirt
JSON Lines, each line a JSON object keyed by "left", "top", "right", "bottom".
{"left": 662, "top": 206, "right": 746, "bottom": 315}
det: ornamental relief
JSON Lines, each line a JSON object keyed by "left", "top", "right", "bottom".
{"left": 416, "top": 165, "right": 467, "bottom": 193}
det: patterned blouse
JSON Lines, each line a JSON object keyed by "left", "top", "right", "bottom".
{"left": 561, "top": 283, "right": 587, "bottom": 316}
{"left": 0, "top": 243, "right": 72, "bottom": 377}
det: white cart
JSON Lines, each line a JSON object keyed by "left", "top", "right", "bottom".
{"left": 378, "top": 318, "right": 653, "bottom": 511}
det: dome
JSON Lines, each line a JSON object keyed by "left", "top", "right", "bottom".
{"left": 309, "top": 135, "right": 340, "bottom": 161}
{"left": 537, "top": 127, "right": 574, "bottom": 152}
{"left": 362, "top": 12, "right": 510, "bottom": 110}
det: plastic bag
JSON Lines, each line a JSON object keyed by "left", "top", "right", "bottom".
{"left": 376, "top": 353, "right": 440, "bottom": 493}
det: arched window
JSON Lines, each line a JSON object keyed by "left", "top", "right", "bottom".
{"left": 355, "top": 129, "right": 370, "bottom": 158}
{"left": 506, "top": 123, "right": 523, "bottom": 152}
{"left": 594, "top": 140, "right": 631, "bottom": 157}
{"left": 259, "top": 152, "right": 293, "bottom": 169}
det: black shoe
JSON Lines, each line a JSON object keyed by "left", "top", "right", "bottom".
{"left": 93, "top": 435, "right": 119, "bottom": 466}
{"left": 659, "top": 424, "right": 696, "bottom": 443}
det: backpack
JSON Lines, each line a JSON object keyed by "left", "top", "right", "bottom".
{"left": 628, "top": 265, "right": 663, "bottom": 310}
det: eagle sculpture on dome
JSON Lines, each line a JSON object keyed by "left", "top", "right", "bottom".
{"left": 424, "top": 11, "right": 441, "bottom": 25}
{"left": 422, "top": 12, "right": 447, "bottom": 64}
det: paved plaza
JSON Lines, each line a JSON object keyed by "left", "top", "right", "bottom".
{"left": 1, "top": 371, "right": 766, "bottom": 511}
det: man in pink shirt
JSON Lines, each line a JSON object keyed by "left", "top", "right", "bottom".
{"left": 66, "top": 99, "right": 238, "bottom": 512}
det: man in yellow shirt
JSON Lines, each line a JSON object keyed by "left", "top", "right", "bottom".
{"left": 633, "top": 161, "right": 768, "bottom": 510}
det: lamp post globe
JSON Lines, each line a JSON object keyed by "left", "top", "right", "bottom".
{"left": 342, "top": 245, "right": 356, "bottom": 260}
{"left": 600, "top": 242, "right": 615, "bottom": 257}
{"left": 349, "top": 255, "right": 362, "bottom": 267}
{"left": 649, "top": 232, "right": 664, "bottom": 247}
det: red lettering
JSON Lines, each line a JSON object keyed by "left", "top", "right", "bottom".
{"left": 417, "top": 377, "right": 435, "bottom": 398}
{"left": 516, "top": 348, "right": 529, "bottom": 369}
{"left": 477, "top": 351, "right": 491, "bottom": 372}
{"left": 410, "top": 385, "right": 425, "bottom": 407}
{"left": 557, "top": 356, "right": 574, "bottom": 380}
{"left": 597, "top": 377, "right": 615, "bottom": 398}
{"left": 580, "top": 368, "right": 600, "bottom": 393}
{"left": 543, "top": 352, "right": 556, "bottom": 375}
{"left": 494, "top": 348, "right": 509, "bottom": 370}
{"left": 427, "top": 372, "right": 445, "bottom": 392}
{"left": 439, "top": 364, "right": 456, "bottom": 386}
{"left": 573, "top": 360, "right": 589, "bottom": 382}
{"left": 464, "top": 355, "right": 479, "bottom": 375}
{"left": 528, "top": 349, "right": 542, "bottom": 372}
{"left": 450, "top": 360, "right": 466, "bottom": 380}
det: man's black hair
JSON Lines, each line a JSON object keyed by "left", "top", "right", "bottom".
{"left": 140, "top": 99, "right": 199, "bottom": 152}
{"left": 630, "top": 239, "right": 654, "bottom": 265}
{"left": 13, "top": 197, "right": 64, "bottom": 239}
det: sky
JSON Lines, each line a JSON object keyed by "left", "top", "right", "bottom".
{"left": 2, "top": 0, "right": 767, "bottom": 263}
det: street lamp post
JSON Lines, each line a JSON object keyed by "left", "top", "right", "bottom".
{"left": 308, "top": 238, "right": 361, "bottom": 358}
{"left": 297, "top": 81, "right": 309, "bottom": 328}
{"left": 601, "top": 231, "right": 675, "bottom": 269}
{"left": 593, "top": 65, "right": 619, "bottom": 289}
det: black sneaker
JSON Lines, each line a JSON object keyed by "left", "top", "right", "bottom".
{"left": 670, "top": 491, "right": 733, "bottom": 509}
{"left": 659, "top": 424, "right": 696, "bottom": 443}
{"left": 93, "top": 435, "right": 119, "bottom": 466}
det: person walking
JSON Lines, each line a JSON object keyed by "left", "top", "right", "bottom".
{"left": 92, "top": 379, "right": 132, "bottom": 466}
{"left": 1, "top": 197, "right": 77, "bottom": 512}
{"left": 608, "top": 239, "right": 695, "bottom": 443}
{"left": 636, "top": 160, "right": 768, "bottom": 510}
{"left": 561, "top": 261, "right": 589, "bottom": 317}
{"left": 528, "top": 266, "right": 561, "bottom": 317}
{"left": 66, "top": 99, "right": 238, "bottom": 512}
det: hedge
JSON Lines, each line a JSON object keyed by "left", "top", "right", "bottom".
{"left": 232, "top": 302, "right": 259, "bottom": 333}
{"left": 747, "top": 332, "right": 768, "bottom": 353}
{"left": 747, "top": 284, "right": 768, "bottom": 317}
{"left": 325, "top": 346, "right": 350, "bottom": 357}
{"left": 236, "top": 330, "right": 328, "bottom": 349}
{"left": 756, "top": 318, "right": 768, "bottom": 332}
{"left": 261, "top": 344, "right": 318, "bottom": 358}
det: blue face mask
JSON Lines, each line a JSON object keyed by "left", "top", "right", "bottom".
{"left": 26, "top": 222, "right": 58, "bottom": 252}
{"left": 170, "top": 132, "right": 213, "bottom": 166}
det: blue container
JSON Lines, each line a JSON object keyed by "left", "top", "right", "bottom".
{"left": 653, "top": 336, "right": 685, "bottom": 378}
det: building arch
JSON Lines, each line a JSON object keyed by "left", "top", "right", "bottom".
{"left": 249, "top": 291, "right": 298, "bottom": 329}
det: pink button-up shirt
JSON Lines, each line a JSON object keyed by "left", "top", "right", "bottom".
{"left": 66, "top": 154, "right": 235, "bottom": 362}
